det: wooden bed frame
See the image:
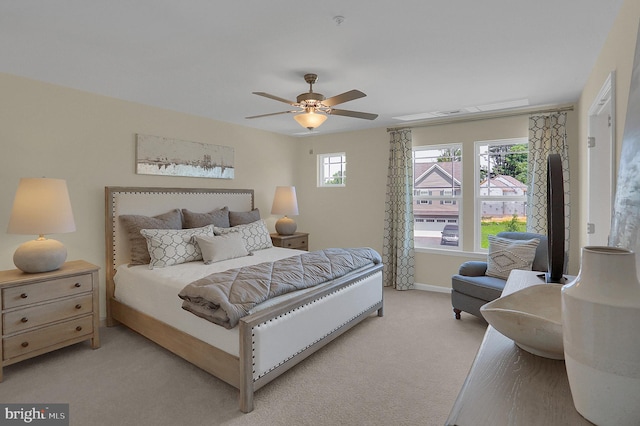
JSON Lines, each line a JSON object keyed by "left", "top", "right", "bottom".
{"left": 104, "top": 186, "right": 384, "bottom": 412}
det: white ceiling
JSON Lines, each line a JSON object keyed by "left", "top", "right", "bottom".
{"left": 0, "top": 1, "right": 623, "bottom": 137}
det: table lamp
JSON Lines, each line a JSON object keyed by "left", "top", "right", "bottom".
{"left": 271, "top": 186, "right": 299, "bottom": 235}
{"left": 7, "top": 178, "right": 76, "bottom": 273}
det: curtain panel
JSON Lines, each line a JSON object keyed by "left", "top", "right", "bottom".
{"left": 382, "top": 129, "right": 415, "bottom": 290}
{"left": 527, "top": 112, "right": 571, "bottom": 266}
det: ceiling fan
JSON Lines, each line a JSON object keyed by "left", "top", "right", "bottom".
{"left": 246, "top": 73, "right": 378, "bottom": 130}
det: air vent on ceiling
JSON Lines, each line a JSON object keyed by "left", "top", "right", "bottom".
{"left": 393, "top": 99, "right": 529, "bottom": 122}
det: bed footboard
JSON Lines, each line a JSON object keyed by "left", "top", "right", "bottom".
{"left": 238, "top": 264, "right": 383, "bottom": 412}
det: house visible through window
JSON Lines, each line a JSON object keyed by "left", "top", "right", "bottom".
{"left": 476, "top": 138, "right": 528, "bottom": 250}
{"left": 413, "top": 139, "right": 529, "bottom": 252}
{"left": 412, "top": 144, "right": 462, "bottom": 250}
{"left": 318, "top": 153, "right": 346, "bottom": 187}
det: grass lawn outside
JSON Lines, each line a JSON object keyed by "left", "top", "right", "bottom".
{"left": 480, "top": 219, "right": 527, "bottom": 248}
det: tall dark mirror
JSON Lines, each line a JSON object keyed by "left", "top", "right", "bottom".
{"left": 546, "top": 153, "right": 566, "bottom": 283}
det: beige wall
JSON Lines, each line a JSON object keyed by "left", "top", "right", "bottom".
{"left": 0, "top": 73, "right": 298, "bottom": 317}
{"left": 293, "top": 128, "right": 389, "bottom": 253}
{"left": 578, "top": 0, "right": 640, "bottom": 252}
{"left": 294, "top": 112, "right": 580, "bottom": 290}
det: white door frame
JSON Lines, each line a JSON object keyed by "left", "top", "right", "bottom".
{"left": 586, "top": 71, "right": 616, "bottom": 245}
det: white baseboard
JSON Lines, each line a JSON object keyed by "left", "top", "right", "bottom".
{"left": 413, "top": 282, "right": 451, "bottom": 293}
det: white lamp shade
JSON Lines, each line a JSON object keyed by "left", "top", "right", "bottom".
{"left": 271, "top": 186, "right": 299, "bottom": 216}
{"left": 294, "top": 111, "right": 327, "bottom": 130}
{"left": 7, "top": 178, "right": 76, "bottom": 236}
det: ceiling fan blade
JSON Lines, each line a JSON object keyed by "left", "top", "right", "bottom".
{"left": 246, "top": 110, "right": 297, "bottom": 119}
{"left": 322, "top": 89, "right": 366, "bottom": 107}
{"left": 253, "top": 92, "right": 297, "bottom": 106}
{"left": 328, "top": 108, "right": 378, "bottom": 120}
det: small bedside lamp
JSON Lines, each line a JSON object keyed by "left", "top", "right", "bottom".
{"left": 271, "top": 186, "right": 299, "bottom": 235}
{"left": 7, "top": 178, "right": 76, "bottom": 273}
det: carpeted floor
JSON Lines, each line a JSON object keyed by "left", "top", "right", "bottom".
{"left": 0, "top": 288, "right": 486, "bottom": 426}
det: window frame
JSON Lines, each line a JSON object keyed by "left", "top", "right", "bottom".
{"left": 474, "top": 137, "right": 529, "bottom": 252}
{"left": 317, "top": 152, "right": 346, "bottom": 187}
{"left": 412, "top": 143, "right": 463, "bottom": 251}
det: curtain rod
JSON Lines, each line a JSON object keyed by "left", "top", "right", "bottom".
{"left": 386, "top": 103, "right": 575, "bottom": 132}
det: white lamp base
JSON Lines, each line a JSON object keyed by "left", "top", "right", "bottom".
{"left": 275, "top": 216, "right": 297, "bottom": 235}
{"left": 13, "top": 238, "right": 67, "bottom": 273}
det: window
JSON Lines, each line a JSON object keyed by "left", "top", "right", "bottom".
{"left": 318, "top": 153, "right": 346, "bottom": 187}
{"left": 412, "top": 144, "right": 462, "bottom": 250}
{"left": 476, "top": 138, "right": 528, "bottom": 250}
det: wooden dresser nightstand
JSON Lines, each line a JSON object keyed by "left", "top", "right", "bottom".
{"left": 270, "top": 232, "right": 309, "bottom": 251}
{"left": 0, "top": 260, "right": 100, "bottom": 381}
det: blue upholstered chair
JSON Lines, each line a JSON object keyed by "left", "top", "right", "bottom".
{"left": 451, "top": 232, "right": 549, "bottom": 320}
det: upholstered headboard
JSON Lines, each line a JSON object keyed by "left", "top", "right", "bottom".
{"left": 104, "top": 186, "right": 254, "bottom": 306}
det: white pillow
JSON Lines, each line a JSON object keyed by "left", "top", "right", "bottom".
{"left": 486, "top": 235, "right": 540, "bottom": 279}
{"left": 214, "top": 219, "right": 273, "bottom": 252}
{"left": 140, "top": 225, "right": 215, "bottom": 269}
{"left": 194, "top": 233, "right": 249, "bottom": 264}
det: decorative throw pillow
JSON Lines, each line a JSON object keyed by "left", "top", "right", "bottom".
{"left": 140, "top": 225, "right": 215, "bottom": 269}
{"left": 229, "top": 208, "right": 260, "bottom": 227}
{"left": 119, "top": 209, "right": 183, "bottom": 265}
{"left": 182, "top": 206, "right": 230, "bottom": 229}
{"left": 486, "top": 235, "right": 541, "bottom": 280}
{"left": 214, "top": 219, "right": 273, "bottom": 252}
{"left": 193, "top": 233, "right": 249, "bottom": 264}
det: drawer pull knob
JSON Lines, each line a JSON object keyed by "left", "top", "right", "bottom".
{"left": 75, "top": 304, "right": 82, "bottom": 309}
{"left": 20, "top": 293, "right": 28, "bottom": 299}
{"left": 21, "top": 317, "right": 28, "bottom": 323}
{"left": 74, "top": 283, "right": 81, "bottom": 288}
{"left": 21, "top": 342, "right": 29, "bottom": 348}
{"left": 76, "top": 326, "right": 82, "bottom": 332}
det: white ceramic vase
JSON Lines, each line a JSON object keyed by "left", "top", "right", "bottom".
{"left": 561, "top": 246, "right": 640, "bottom": 426}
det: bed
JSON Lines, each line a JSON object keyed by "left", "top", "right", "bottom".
{"left": 104, "top": 186, "right": 384, "bottom": 412}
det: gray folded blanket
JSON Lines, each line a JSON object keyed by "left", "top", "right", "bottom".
{"left": 178, "top": 247, "right": 382, "bottom": 329}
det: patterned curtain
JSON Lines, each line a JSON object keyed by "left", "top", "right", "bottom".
{"left": 527, "top": 112, "right": 570, "bottom": 262}
{"left": 382, "top": 129, "right": 415, "bottom": 290}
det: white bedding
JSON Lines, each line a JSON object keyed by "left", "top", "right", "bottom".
{"left": 113, "top": 246, "right": 308, "bottom": 357}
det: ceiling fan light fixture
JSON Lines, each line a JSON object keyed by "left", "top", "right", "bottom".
{"left": 248, "top": 73, "right": 376, "bottom": 130}
{"left": 294, "top": 109, "right": 327, "bottom": 130}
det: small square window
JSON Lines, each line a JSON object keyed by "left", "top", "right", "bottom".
{"left": 318, "top": 153, "right": 346, "bottom": 187}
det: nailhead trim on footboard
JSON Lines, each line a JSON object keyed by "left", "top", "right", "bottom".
{"left": 250, "top": 271, "right": 383, "bottom": 381}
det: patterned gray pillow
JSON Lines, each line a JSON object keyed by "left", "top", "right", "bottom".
{"left": 140, "top": 225, "right": 215, "bottom": 269}
{"left": 229, "top": 208, "right": 260, "bottom": 227}
{"left": 486, "top": 235, "right": 540, "bottom": 279}
{"left": 120, "top": 209, "right": 183, "bottom": 265}
{"left": 182, "top": 207, "right": 230, "bottom": 228}
{"left": 214, "top": 219, "right": 273, "bottom": 252}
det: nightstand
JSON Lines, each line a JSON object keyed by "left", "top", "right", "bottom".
{"left": 0, "top": 260, "right": 100, "bottom": 381}
{"left": 270, "top": 232, "right": 309, "bottom": 251}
